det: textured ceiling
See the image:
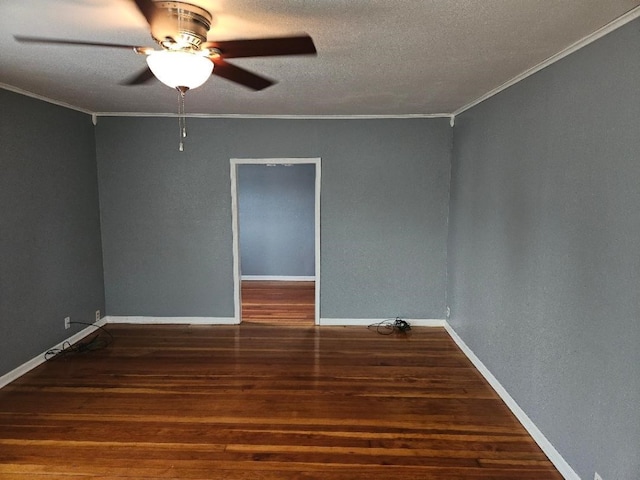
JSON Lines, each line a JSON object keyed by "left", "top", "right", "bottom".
{"left": 1, "top": 0, "right": 639, "bottom": 116}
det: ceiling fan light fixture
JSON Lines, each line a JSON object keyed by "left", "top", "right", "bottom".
{"left": 146, "top": 50, "right": 213, "bottom": 90}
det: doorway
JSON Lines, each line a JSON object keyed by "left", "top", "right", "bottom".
{"left": 230, "top": 158, "right": 321, "bottom": 325}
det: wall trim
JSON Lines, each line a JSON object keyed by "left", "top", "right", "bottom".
{"left": 319, "top": 318, "right": 446, "bottom": 327}
{"left": 241, "top": 275, "right": 316, "bottom": 281}
{"left": 444, "top": 322, "right": 580, "bottom": 480}
{"left": 0, "top": 318, "right": 108, "bottom": 390}
{"left": 95, "top": 112, "right": 453, "bottom": 120}
{"left": 104, "top": 316, "right": 238, "bottom": 325}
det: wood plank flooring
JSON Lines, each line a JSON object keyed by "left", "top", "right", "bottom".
{"left": 241, "top": 280, "right": 315, "bottom": 325}
{"left": 0, "top": 323, "right": 562, "bottom": 479}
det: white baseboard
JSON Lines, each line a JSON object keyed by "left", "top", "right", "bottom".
{"left": 444, "top": 322, "right": 579, "bottom": 480}
{"left": 318, "top": 318, "right": 446, "bottom": 327}
{"left": 0, "top": 318, "right": 108, "bottom": 390}
{"left": 241, "top": 275, "right": 316, "bottom": 281}
{"left": 104, "top": 316, "right": 239, "bottom": 325}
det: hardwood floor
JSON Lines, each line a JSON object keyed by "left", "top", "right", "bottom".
{"left": 241, "top": 280, "right": 315, "bottom": 325}
{"left": 0, "top": 323, "right": 562, "bottom": 479}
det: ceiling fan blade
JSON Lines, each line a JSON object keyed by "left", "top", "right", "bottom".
{"left": 204, "top": 35, "right": 316, "bottom": 59}
{"left": 14, "top": 35, "right": 141, "bottom": 50}
{"left": 121, "top": 67, "right": 156, "bottom": 86}
{"left": 211, "top": 58, "right": 275, "bottom": 91}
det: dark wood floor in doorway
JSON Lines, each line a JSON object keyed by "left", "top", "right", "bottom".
{"left": 241, "top": 280, "right": 315, "bottom": 325}
{"left": 0, "top": 323, "right": 562, "bottom": 479}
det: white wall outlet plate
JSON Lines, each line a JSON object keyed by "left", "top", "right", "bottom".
{"left": 64, "top": 316, "right": 70, "bottom": 329}
{"left": 95, "top": 310, "right": 101, "bottom": 322}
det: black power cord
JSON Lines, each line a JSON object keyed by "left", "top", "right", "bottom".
{"left": 45, "top": 321, "right": 113, "bottom": 361}
{"left": 393, "top": 318, "right": 411, "bottom": 332}
{"left": 368, "top": 317, "right": 411, "bottom": 335}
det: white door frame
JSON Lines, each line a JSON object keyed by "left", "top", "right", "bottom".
{"left": 230, "top": 157, "right": 321, "bottom": 325}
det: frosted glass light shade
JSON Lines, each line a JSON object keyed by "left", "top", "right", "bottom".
{"left": 146, "top": 51, "right": 214, "bottom": 90}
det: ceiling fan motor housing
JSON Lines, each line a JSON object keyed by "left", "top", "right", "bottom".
{"left": 152, "top": 1, "right": 213, "bottom": 50}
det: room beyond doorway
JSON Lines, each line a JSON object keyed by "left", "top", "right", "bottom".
{"left": 230, "top": 158, "right": 321, "bottom": 325}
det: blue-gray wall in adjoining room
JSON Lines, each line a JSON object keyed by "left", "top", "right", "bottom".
{"left": 0, "top": 89, "right": 105, "bottom": 376}
{"left": 447, "top": 17, "right": 640, "bottom": 480}
{"left": 238, "top": 163, "right": 315, "bottom": 277}
{"left": 95, "top": 117, "right": 451, "bottom": 319}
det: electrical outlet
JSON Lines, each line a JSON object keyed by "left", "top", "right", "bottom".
{"left": 445, "top": 306, "right": 451, "bottom": 318}
{"left": 64, "top": 316, "right": 70, "bottom": 329}
{"left": 95, "top": 310, "right": 101, "bottom": 322}
{"left": 594, "top": 473, "right": 603, "bottom": 480}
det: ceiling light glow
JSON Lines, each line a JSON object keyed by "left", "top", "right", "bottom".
{"left": 146, "top": 51, "right": 213, "bottom": 90}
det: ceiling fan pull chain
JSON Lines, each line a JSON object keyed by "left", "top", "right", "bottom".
{"left": 177, "top": 88, "right": 187, "bottom": 151}
{"left": 181, "top": 91, "right": 187, "bottom": 139}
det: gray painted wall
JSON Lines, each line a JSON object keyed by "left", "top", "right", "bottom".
{"left": 447, "top": 18, "right": 640, "bottom": 480}
{"left": 96, "top": 117, "right": 451, "bottom": 319}
{"left": 0, "top": 89, "right": 105, "bottom": 376}
{"left": 238, "top": 163, "right": 315, "bottom": 277}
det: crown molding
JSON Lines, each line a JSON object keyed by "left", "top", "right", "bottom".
{"left": 93, "top": 112, "right": 452, "bottom": 119}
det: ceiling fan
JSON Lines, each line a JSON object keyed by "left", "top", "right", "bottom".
{"left": 14, "top": 0, "right": 317, "bottom": 150}
{"left": 14, "top": 0, "right": 317, "bottom": 92}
